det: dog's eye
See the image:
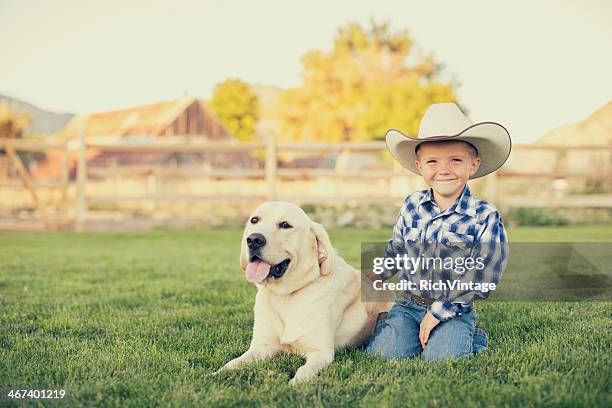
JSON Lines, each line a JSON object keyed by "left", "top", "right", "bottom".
{"left": 250, "top": 217, "right": 259, "bottom": 224}
{"left": 279, "top": 221, "right": 293, "bottom": 229}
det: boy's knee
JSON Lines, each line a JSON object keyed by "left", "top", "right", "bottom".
{"left": 365, "top": 340, "right": 419, "bottom": 360}
{"left": 365, "top": 331, "right": 420, "bottom": 360}
{"left": 422, "top": 347, "right": 471, "bottom": 362}
{"left": 422, "top": 331, "right": 483, "bottom": 361}
{"left": 364, "top": 305, "right": 423, "bottom": 360}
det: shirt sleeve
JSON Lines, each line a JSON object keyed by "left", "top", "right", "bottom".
{"left": 377, "top": 205, "right": 409, "bottom": 281}
{"left": 428, "top": 211, "right": 509, "bottom": 321}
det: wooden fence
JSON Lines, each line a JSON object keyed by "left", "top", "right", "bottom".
{"left": 1, "top": 136, "right": 611, "bottom": 231}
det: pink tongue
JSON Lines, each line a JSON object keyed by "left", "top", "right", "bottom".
{"left": 245, "top": 260, "right": 271, "bottom": 283}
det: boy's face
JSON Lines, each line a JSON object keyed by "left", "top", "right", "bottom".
{"left": 414, "top": 141, "right": 481, "bottom": 199}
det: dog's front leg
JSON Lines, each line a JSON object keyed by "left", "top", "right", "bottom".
{"left": 288, "top": 349, "right": 334, "bottom": 385}
{"left": 217, "top": 343, "right": 280, "bottom": 373}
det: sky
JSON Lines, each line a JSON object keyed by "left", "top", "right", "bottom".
{"left": 1, "top": 0, "right": 610, "bottom": 143}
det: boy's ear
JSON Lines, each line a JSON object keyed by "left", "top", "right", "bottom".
{"left": 414, "top": 160, "right": 423, "bottom": 175}
{"left": 469, "top": 157, "right": 481, "bottom": 177}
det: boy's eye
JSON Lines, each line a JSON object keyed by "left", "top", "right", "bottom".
{"left": 451, "top": 158, "right": 463, "bottom": 162}
{"left": 426, "top": 160, "right": 437, "bottom": 164}
{"left": 279, "top": 221, "right": 293, "bottom": 229}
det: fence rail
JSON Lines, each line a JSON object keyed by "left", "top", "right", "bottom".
{"left": 1, "top": 136, "right": 611, "bottom": 231}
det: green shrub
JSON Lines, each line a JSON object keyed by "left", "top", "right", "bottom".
{"left": 508, "top": 208, "right": 569, "bottom": 226}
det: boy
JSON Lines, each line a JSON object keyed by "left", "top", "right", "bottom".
{"left": 365, "top": 103, "right": 510, "bottom": 361}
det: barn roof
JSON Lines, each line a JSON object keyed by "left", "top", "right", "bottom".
{"left": 58, "top": 98, "right": 219, "bottom": 140}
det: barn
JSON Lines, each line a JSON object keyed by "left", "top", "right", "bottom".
{"left": 33, "top": 98, "right": 259, "bottom": 179}
{"left": 59, "top": 97, "right": 232, "bottom": 142}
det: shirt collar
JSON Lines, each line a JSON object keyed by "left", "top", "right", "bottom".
{"left": 418, "top": 185, "right": 477, "bottom": 218}
{"left": 452, "top": 185, "right": 477, "bottom": 217}
{"left": 418, "top": 188, "right": 434, "bottom": 207}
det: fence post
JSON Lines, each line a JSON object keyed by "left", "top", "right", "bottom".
{"left": 265, "top": 134, "right": 277, "bottom": 200}
{"left": 59, "top": 142, "right": 69, "bottom": 229}
{"left": 75, "top": 131, "right": 87, "bottom": 232}
{"left": 2, "top": 140, "right": 54, "bottom": 230}
{"left": 486, "top": 172, "right": 498, "bottom": 204}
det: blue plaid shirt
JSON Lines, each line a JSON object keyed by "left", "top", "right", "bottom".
{"left": 382, "top": 185, "right": 508, "bottom": 321}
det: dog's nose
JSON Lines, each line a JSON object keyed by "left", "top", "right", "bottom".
{"left": 246, "top": 233, "right": 266, "bottom": 250}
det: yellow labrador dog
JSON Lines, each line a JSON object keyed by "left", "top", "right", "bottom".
{"left": 217, "top": 202, "right": 392, "bottom": 385}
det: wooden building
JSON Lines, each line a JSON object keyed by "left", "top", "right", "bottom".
{"left": 33, "top": 98, "right": 258, "bottom": 179}
{"left": 59, "top": 98, "right": 232, "bottom": 142}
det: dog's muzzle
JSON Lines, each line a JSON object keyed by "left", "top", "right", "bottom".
{"left": 245, "top": 233, "right": 290, "bottom": 282}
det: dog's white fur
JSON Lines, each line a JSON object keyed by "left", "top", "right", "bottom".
{"left": 217, "top": 202, "right": 392, "bottom": 385}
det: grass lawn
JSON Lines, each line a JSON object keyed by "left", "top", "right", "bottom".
{"left": 1, "top": 225, "right": 611, "bottom": 407}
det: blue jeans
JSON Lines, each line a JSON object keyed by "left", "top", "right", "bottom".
{"left": 365, "top": 298, "right": 487, "bottom": 361}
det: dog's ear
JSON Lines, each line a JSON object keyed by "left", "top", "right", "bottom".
{"left": 239, "top": 232, "right": 249, "bottom": 272}
{"left": 310, "top": 221, "right": 335, "bottom": 276}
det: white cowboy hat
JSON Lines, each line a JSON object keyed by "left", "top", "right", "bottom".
{"left": 385, "top": 103, "right": 511, "bottom": 179}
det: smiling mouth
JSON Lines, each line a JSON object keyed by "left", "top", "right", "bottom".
{"left": 268, "top": 259, "right": 291, "bottom": 279}
{"left": 248, "top": 254, "right": 291, "bottom": 282}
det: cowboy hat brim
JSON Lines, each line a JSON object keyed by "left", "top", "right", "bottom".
{"left": 385, "top": 122, "right": 512, "bottom": 179}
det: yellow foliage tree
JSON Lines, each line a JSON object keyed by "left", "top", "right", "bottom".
{"left": 208, "top": 79, "right": 260, "bottom": 142}
{"left": 0, "top": 101, "right": 40, "bottom": 167}
{"left": 0, "top": 101, "right": 30, "bottom": 139}
{"left": 279, "top": 21, "right": 458, "bottom": 142}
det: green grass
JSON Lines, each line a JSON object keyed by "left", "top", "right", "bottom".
{"left": 1, "top": 225, "right": 611, "bottom": 407}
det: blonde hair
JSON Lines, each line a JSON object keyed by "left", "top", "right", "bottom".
{"left": 415, "top": 140, "right": 479, "bottom": 158}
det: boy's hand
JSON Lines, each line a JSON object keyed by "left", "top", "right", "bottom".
{"left": 419, "top": 311, "right": 441, "bottom": 348}
{"left": 363, "top": 269, "right": 380, "bottom": 283}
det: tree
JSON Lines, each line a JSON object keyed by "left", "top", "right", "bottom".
{"left": 279, "top": 21, "right": 458, "bottom": 142}
{"left": 208, "top": 79, "right": 260, "bottom": 142}
{"left": 0, "top": 101, "right": 41, "bottom": 167}
{"left": 0, "top": 101, "right": 30, "bottom": 139}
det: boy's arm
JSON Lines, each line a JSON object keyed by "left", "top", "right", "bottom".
{"left": 376, "top": 205, "right": 409, "bottom": 281}
{"left": 428, "top": 211, "right": 509, "bottom": 321}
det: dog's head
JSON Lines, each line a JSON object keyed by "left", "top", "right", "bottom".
{"left": 239, "top": 202, "right": 335, "bottom": 294}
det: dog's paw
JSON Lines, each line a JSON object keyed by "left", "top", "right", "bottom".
{"left": 207, "top": 368, "right": 224, "bottom": 378}
{"left": 288, "top": 375, "right": 315, "bottom": 386}
{"left": 288, "top": 367, "right": 315, "bottom": 386}
{"left": 288, "top": 376, "right": 302, "bottom": 386}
